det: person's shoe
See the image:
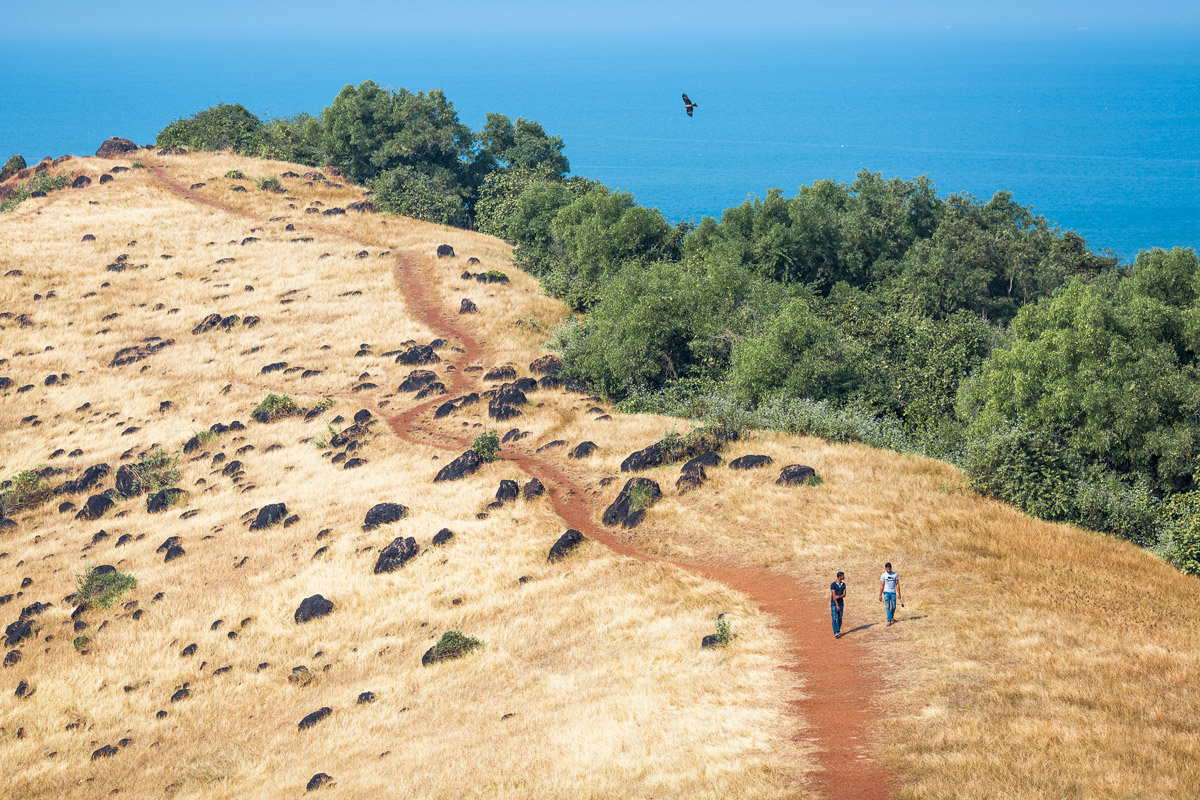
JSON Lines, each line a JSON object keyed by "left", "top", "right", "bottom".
{"left": 887, "top": 621, "right": 893, "bottom": 626}
{"left": 835, "top": 633, "right": 840, "bottom": 639}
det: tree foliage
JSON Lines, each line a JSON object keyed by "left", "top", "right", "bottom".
{"left": 156, "top": 103, "right": 266, "bottom": 153}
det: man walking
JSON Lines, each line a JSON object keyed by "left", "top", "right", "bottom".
{"left": 879, "top": 562, "right": 901, "bottom": 626}
{"left": 830, "top": 571, "right": 847, "bottom": 638}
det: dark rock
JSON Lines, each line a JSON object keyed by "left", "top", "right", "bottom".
{"left": 170, "top": 687, "right": 190, "bottom": 702}
{"left": 99, "top": 173, "right": 114, "bottom": 184}
{"left": 0, "top": 155, "right": 25, "bottom": 183}
{"left": 548, "top": 529, "right": 585, "bottom": 562}
{"left": 343, "top": 458, "right": 367, "bottom": 470}
{"left": 260, "top": 361, "right": 287, "bottom": 374}
{"left": 433, "top": 450, "right": 483, "bottom": 482}
{"left": 353, "top": 409, "right": 372, "bottom": 424}
{"left": 373, "top": 537, "right": 418, "bottom": 573}
{"left": 414, "top": 381, "right": 447, "bottom": 399}
{"left": 75, "top": 493, "right": 115, "bottom": 521}
{"left": 529, "top": 354, "right": 562, "bottom": 375}
{"left": 434, "top": 401, "right": 457, "bottom": 419}
{"left": 495, "top": 480, "right": 519, "bottom": 504}
{"left": 91, "top": 744, "right": 119, "bottom": 760}
{"left": 701, "top": 634, "right": 722, "bottom": 648}
{"left": 4, "top": 619, "right": 33, "bottom": 647}
{"left": 56, "top": 462, "right": 111, "bottom": 494}
{"left": 95, "top": 137, "right": 138, "bottom": 158}
{"left": 114, "top": 464, "right": 141, "bottom": 496}
{"left": 512, "top": 377, "right": 538, "bottom": 394}
{"left": 163, "top": 544, "right": 186, "bottom": 562}
{"left": 522, "top": 478, "right": 545, "bottom": 500}
{"left": 436, "top": 244, "right": 455, "bottom": 258}
{"left": 601, "top": 478, "right": 662, "bottom": 528}
{"left": 307, "top": 773, "right": 333, "bottom": 791}
{"left": 20, "top": 600, "right": 51, "bottom": 617}
{"left": 321, "top": 207, "right": 345, "bottom": 216}
{"left": 431, "top": 529, "right": 454, "bottom": 546}
{"left": 536, "top": 440, "right": 566, "bottom": 453}
{"left": 295, "top": 595, "right": 334, "bottom": 624}
{"left": 396, "top": 345, "right": 440, "bottom": 365}
{"left": 109, "top": 338, "right": 174, "bottom": 367}
{"left": 147, "top": 488, "right": 187, "bottom": 513}
{"left": 3, "top": 649, "right": 20, "bottom": 667}
{"left": 183, "top": 435, "right": 203, "bottom": 453}
{"left": 356, "top": 691, "right": 376, "bottom": 704}
{"left": 621, "top": 509, "right": 646, "bottom": 528}
{"left": 459, "top": 298, "right": 478, "bottom": 314}
{"left": 730, "top": 454, "right": 773, "bottom": 470}
{"left": 180, "top": 643, "right": 197, "bottom": 657}
{"left": 620, "top": 443, "right": 664, "bottom": 473}
{"left": 568, "top": 441, "right": 598, "bottom": 459}
{"left": 71, "top": 175, "right": 92, "bottom": 188}
{"left": 14, "top": 680, "right": 33, "bottom": 698}
{"left": 298, "top": 707, "right": 332, "bottom": 730}
{"left": 682, "top": 452, "right": 721, "bottom": 473}
{"left": 484, "top": 366, "right": 516, "bottom": 381}
{"left": 777, "top": 464, "right": 818, "bottom": 485}
{"left": 676, "top": 471, "right": 705, "bottom": 494}
{"left": 249, "top": 503, "right": 287, "bottom": 530}
{"left": 363, "top": 503, "right": 408, "bottom": 531}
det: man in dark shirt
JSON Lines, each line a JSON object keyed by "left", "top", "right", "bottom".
{"left": 830, "top": 571, "right": 846, "bottom": 638}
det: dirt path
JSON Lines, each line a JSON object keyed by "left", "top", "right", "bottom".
{"left": 150, "top": 164, "right": 894, "bottom": 800}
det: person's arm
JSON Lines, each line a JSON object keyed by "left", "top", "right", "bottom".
{"left": 878, "top": 577, "right": 884, "bottom": 602}
{"left": 895, "top": 576, "right": 901, "bottom": 603}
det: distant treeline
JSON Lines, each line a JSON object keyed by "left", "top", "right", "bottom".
{"left": 159, "top": 85, "right": 1200, "bottom": 574}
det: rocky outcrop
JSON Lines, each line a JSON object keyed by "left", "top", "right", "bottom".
{"left": 95, "top": 137, "right": 138, "bottom": 158}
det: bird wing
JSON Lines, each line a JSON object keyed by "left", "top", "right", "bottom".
{"left": 682, "top": 93, "right": 692, "bottom": 105}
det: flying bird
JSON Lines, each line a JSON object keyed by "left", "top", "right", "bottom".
{"left": 682, "top": 93, "right": 698, "bottom": 117}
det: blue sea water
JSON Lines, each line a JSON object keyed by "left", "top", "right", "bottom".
{"left": 2, "top": 32, "right": 1197, "bottom": 260}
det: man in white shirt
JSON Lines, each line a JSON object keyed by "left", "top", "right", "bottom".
{"left": 878, "top": 562, "right": 901, "bottom": 626}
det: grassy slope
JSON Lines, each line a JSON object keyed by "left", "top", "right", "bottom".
{"left": 1, "top": 151, "right": 1198, "bottom": 800}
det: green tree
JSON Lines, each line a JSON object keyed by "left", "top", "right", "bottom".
{"left": 474, "top": 113, "right": 569, "bottom": 177}
{"left": 156, "top": 103, "right": 266, "bottom": 154}
{"left": 371, "top": 165, "right": 469, "bottom": 227}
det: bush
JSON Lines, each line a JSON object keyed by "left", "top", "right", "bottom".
{"left": 472, "top": 429, "right": 501, "bottom": 462}
{"left": 705, "top": 614, "right": 732, "bottom": 647}
{"left": 225, "top": 169, "right": 246, "bottom": 180}
{"left": 73, "top": 635, "right": 90, "bottom": 651}
{"left": 0, "top": 468, "right": 52, "bottom": 516}
{"left": 156, "top": 103, "right": 265, "bottom": 154}
{"left": 256, "top": 175, "right": 282, "bottom": 192}
{"left": 370, "top": 165, "right": 469, "bottom": 227}
{"left": 629, "top": 482, "right": 657, "bottom": 512}
{"left": 131, "top": 160, "right": 146, "bottom": 169}
{"left": 252, "top": 393, "right": 301, "bottom": 420}
{"left": 0, "top": 172, "right": 73, "bottom": 213}
{"left": 127, "top": 447, "right": 180, "bottom": 496}
{"left": 427, "top": 630, "right": 483, "bottom": 662}
{"left": 484, "top": 269, "right": 509, "bottom": 282}
{"left": 76, "top": 566, "right": 137, "bottom": 610}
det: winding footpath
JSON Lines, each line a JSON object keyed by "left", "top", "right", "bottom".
{"left": 150, "top": 164, "right": 893, "bottom": 800}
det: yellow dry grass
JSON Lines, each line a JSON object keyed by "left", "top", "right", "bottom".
{"left": 0, "top": 153, "right": 806, "bottom": 799}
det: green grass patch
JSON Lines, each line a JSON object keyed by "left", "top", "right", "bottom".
{"left": 0, "top": 172, "right": 73, "bottom": 213}
{"left": 471, "top": 429, "right": 501, "bottom": 462}
{"left": 429, "top": 630, "right": 483, "bottom": 662}
{"left": 0, "top": 468, "right": 52, "bottom": 517}
{"left": 73, "top": 635, "right": 90, "bottom": 651}
{"left": 658, "top": 424, "right": 736, "bottom": 464}
{"left": 75, "top": 566, "right": 138, "bottom": 610}
{"left": 252, "top": 393, "right": 301, "bottom": 420}
{"left": 629, "top": 482, "right": 656, "bottom": 512}
{"left": 224, "top": 169, "right": 246, "bottom": 179}
{"left": 256, "top": 175, "right": 283, "bottom": 192}
{"left": 131, "top": 160, "right": 146, "bottom": 169}
{"left": 127, "top": 446, "right": 179, "bottom": 495}
{"left": 484, "top": 269, "right": 509, "bottom": 282}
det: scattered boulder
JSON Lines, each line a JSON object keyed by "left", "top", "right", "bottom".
{"left": 4, "top": 619, "right": 33, "bottom": 647}
{"left": 396, "top": 344, "right": 439, "bottom": 365}
{"left": 249, "top": 503, "right": 288, "bottom": 530}
{"left": 433, "top": 450, "right": 483, "bottom": 483}
{"left": 373, "top": 537, "right": 418, "bottom": 573}
{"left": 459, "top": 298, "right": 478, "bottom": 314}
{"left": 776, "top": 464, "right": 817, "bottom": 486}
{"left": 495, "top": 480, "right": 519, "bottom": 504}
{"left": 363, "top": 503, "right": 408, "bottom": 531}
{"left": 434, "top": 401, "right": 457, "bottom": 419}
{"left": 548, "top": 529, "right": 584, "bottom": 561}
{"left": 307, "top": 773, "right": 333, "bottom": 791}
{"left": 294, "top": 595, "right": 334, "bottom": 624}
{"left": 488, "top": 383, "right": 526, "bottom": 421}
{"left": 75, "top": 493, "right": 115, "bottom": 521}
{"left": 529, "top": 354, "right": 562, "bottom": 375}
{"left": 568, "top": 441, "right": 598, "bottom": 459}
{"left": 602, "top": 478, "right": 662, "bottom": 528}
{"left": 71, "top": 175, "right": 92, "bottom": 189}
{"left": 95, "top": 137, "right": 138, "bottom": 158}
{"left": 56, "top": 463, "right": 111, "bottom": 494}
{"left": 298, "top": 707, "right": 332, "bottom": 730}
{"left": 620, "top": 443, "right": 664, "bottom": 473}
{"left": 484, "top": 366, "right": 516, "bottom": 381}
{"left": 436, "top": 244, "right": 455, "bottom": 258}
{"left": 147, "top": 488, "right": 187, "bottom": 513}
{"left": 3, "top": 649, "right": 21, "bottom": 667}
{"left": 0, "top": 155, "right": 25, "bottom": 183}
{"left": 522, "top": 478, "right": 545, "bottom": 500}
{"left": 676, "top": 471, "right": 705, "bottom": 494}
{"left": 114, "top": 464, "right": 141, "bottom": 496}
{"left": 431, "top": 528, "right": 454, "bottom": 546}
{"left": 398, "top": 369, "right": 437, "bottom": 391}
{"left": 730, "top": 454, "right": 773, "bottom": 470}
{"left": 682, "top": 452, "right": 721, "bottom": 473}
{"left": 91, "top": 744, "right": 119, "bottom": 760}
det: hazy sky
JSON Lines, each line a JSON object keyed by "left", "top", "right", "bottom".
{"left": 11, "top": 0, "right": 1200, "bottom": 38}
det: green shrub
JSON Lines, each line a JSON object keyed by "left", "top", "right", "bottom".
{"left": 156, "top": 103, "right": 266, "bottom": 154}
{"left": 708, "top": 615, "right": 732, "bottom": 646}
{"left": 427, "top": 630, "right": 483, "bottom": 663}
{"left": 484, "top": 269, "right": 509, "bottom": 282}
{"left": 629, "top": 482, "right": 656, "bottom": 512}
{"left": 76, "top": 566, "right": 138, "bottom": 610}
{"left": 127, "top": 447, "right": 179, "bottom": 496}
{"left": 131, "top": 160, "right": 146, "bottom": 169}
{"left": 313, "top": 423, "right": 337, "bottom": 450}
{"left": 0, "top": 468, "right": 52, "bottom": 516}
{"left": 2, "top": 154, "right": 25, "bottom": 176}
{"left": 370, "top": 165, "right": 469, "bottom": 227}
{"left": 0, "top": 172, "right": 73, "bottom": 213}
{"left": 73, "top": 635, "right": 90, "bottom": 651}
{"left": 472, "top": 429, "right": 501, "bottom": 462}
{"left": 256, "top": 175, "right": 283, "bottom": 192}
{"left": 313, "top": 397, "right": 334, "bottom": 413}
{"left": 193, "top": 429, "right": 216, "bottom": 445}
{"left": 225, "top": 169, "right": 246, "bottom": 180}
{"left": 252, "top": 393, "right": 300, "bottom": 420}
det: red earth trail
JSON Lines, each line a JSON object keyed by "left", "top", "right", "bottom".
{"left": 150, "top": 163, "right": 894, "bottom": 800}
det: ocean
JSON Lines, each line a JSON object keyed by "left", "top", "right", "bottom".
{"left": 2, "top": 32, "right": 1197, "bottom": 260}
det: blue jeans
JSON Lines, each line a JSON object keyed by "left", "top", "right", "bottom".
{"left": 884, "top": 592, "right": 897, "bottom": 623}
{"left": 831, "top": 601, "right": 843, "bottom": 635}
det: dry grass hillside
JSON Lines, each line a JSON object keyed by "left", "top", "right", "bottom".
{"left": 1, "top": 150, "right": 1198, "bottom": 800}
